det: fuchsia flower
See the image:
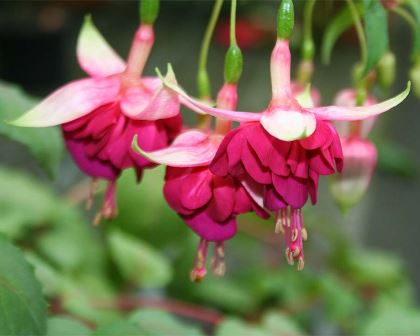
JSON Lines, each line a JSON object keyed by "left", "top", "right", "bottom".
{"left": 159, "top": 40, "right": 410, "bottom": 269}
{"left": 11, "top": 16, "right": 181, "bottom": 222}
{"left": 133, "top": 84, "right": 268, "bottom": 281}
{"left": 330, "top": 89, "right": 379, "bottom": 212}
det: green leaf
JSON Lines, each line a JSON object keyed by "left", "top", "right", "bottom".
{"left": 340, "top": 249, "right": 404, "bottom": 288}
{"left": 216, "top": 318, "right": 268, "bottom": 336}
{"left": 321, "top": 4, "right": 363, "bottom": 64}
{"left": 129, "top": 309, "right": 205, "bottom": 336}
{"left": 92, "top": 320, "right": 140, "bottom": 336}
{"left": 0, "top": 81, "right": 64, "bottom": 178}
{"left": 262, "top": 311, "right": 305, "bottom": 336}
{"left": 0, "top": 234, "right": 47, "bottom": 335}
{"left": 108, "top": 229, "right": 172, "bottom": 288}
{"left": 0, "top": 168, "right": 59, "bottom": 238}
{"left": 360, "top": 305, "right": 420, "bottom": 335}
{"left": 47, "top": 317, "right": 90, "bottom": 336}
{"left": 363, "top": 0, "right": 389, "bottom": 76}
{"left": 407, "top": 0, "right": 420, "bottom": 60}
{"left": 319, "top": 275, "right": 362, "bottom": 324}
{"left": 192, "top": 278, "right": 258, "bottom": 314}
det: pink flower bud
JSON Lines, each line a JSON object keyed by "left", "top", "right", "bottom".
{"left": 330, "top": 138, "right": 377, "bottom": 212}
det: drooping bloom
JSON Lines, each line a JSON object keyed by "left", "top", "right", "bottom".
{"left": 330, "top": 89, "right": 378, "bottom": 212}
{"left": 159, "top": 39, "right": 410, "bottom": 269}
{"left": 10, "top": 17, "right": 181, "bottom": 222}
{"left": 133, "top": 84, "right": 268, "bottom": 281}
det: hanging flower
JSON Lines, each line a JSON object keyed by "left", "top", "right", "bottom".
{"left": 330, "top": 89, "right": 378, "bottom": 212}
{"left": 158, "top": 37, "right": 410, "bottom": 269}
{"left": 133, "top": 84, "right": 268, "bottom": 281}
{"left": 10, "top": 16, "right": 182, "bottom": 223}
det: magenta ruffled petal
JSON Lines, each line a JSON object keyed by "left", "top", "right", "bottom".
{"left": 184, "top": 211, "right": 237, "bottom": 242}
{"left": 180, "top": 168, "right": 213, "bottom": 210}
{"left": 242, "top": 143, "right": 271, "bottom": 184}
{"left": 64, "top": 134, "right": 119, "bottom": 180}
{"left": 264, "top": 186, "right": 287, "bottom": 211}
{"left": 207, "top": 176, "right": 235, "bottom": 222}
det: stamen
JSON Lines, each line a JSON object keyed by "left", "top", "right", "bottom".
{"left": 211, "top": 242, "right": 226, "bottom": 277}
{"left": 301, "top": 228, "right": 308, "bottom": 241}
{"left": 190, "top": 239, "right": 209, "bottom": 282}
{"left": 85, "top": 178, "right": 98, "bottom": 210}
{"left": 275, "top": 212, "right": 284, "bottom": 234}
{"left": 93, "top": 181, "right": 118, "bottom": 226}
{"left": 282, "top": 207, "right": 307, "bottom": 270}
{"left": 297, "top": 257, "right": 305, "bottom": 271}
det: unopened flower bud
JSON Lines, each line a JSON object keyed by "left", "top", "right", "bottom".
{"left": 140, "top": 0, "right": 160, "bottom": 25}
{"left": 197, "top": 69, "right": 211, "bottom": 99}
{"left": 377, "top": 51, "right": 396, "bottom": 89}
{"left": 277, "top": 0, "right": 294, "bottom": 40}
{"left": 409, "top": 61, "right": 420, "bottom": 98}
{"left": 224, "top": 44, "right": 243, "bottom": 84}
{"left": 330, "top": 138, "right": 377, "bottom": 213}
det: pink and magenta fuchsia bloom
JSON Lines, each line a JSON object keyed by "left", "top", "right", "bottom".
{"left": 330, "top": 89, "right": 379, "bottom": 212}
{"left": 11, "top": 16, "right": 182, "bottom": 223}
{"left": 160, "top": 39, "right": 410, "bottom": 270}
{"left": 133, "top": 83, "right": 269, "bottom": 281}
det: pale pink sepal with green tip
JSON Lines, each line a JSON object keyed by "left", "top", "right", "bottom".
{"left": 9, "top": 77, "right": 120, "bottom": 127}
{"left": 77, "top": 15, "right": 126, "bottom": 78}
{"left": 159, "top": 63, "right": 411, "bottom": 142}
{"left": 132, "top": 129, "right": 222, "bottom": 167}
{"left": 308, "top": 82, "right": 411, "bottom": 121}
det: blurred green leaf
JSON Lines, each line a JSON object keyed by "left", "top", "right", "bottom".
{"left": 47, "top": 317, "right": 90, "bottom": 336}
{"left": 0, "top": 234, "right": 47, "bottom": 335}
{"left": 339, "top": 249, "right": 404, "bottom": 288}
{"left": 0, "top": 80, "right": 63, "bottom": 178}
{"left": 216, "top": 318, "right": 268, "bottom": 336}
{"left": 319, "top": 274, "right": 362, "bottom": 325}
{"left": 374, "top": 138, "right": 418, "bottom": 178}
{"left": 0, "top": 168, "right": 60, "bottom": 238}
{"left": 108, "top": 168, "right": 187, "bottom": 248}
{"left": 363, "top": 0, "right": 389, "bottom": 76}
{"left": 321, "top": 4, "right": 363, "bottom": 64}
{"left": 129, "top": 309, "right": 205, "bottom": 336}
{"left": 193, "top": 278, "right": 258, "bottom": 314}
{"left": 360, "top": 305, "right": 420, "bottom": 335}
{"left": 25, "top": 252, "right": 62, "bottom": 296}
{"left": 92, "top": 320, "right": 140, "bottom": 336}
{"left": 407, "top": 0, "right": 420, "bottom": 59}
{"left": 262, "top": 311, "right": 305, "bottom": 336}
{"left": 108, "top": 229, "right": 172, "bottom": 288}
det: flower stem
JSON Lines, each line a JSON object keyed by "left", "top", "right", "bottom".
{"left": 303, "top": 0, "right": 316, "bottom": 55}
{"left": 197, "top": 0, "right": 224, "bottom": 99}
{"left": 346, "top": 0, "right": 368, "bottom": 79}
{"left": 391, "top": 6, "right": 417, "bottom": 32}
{"left": 196, "top": 0, "right": 224, "bottom": 129}
{"left": 230, "top": 0, "right": 237, "bottom": 46}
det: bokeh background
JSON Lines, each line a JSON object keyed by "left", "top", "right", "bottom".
{"left": 0, "top": 1, "right": 420, "bottom": 335}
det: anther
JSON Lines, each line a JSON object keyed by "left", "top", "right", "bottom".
{"left": 297, "top": 257, "right": 305, "bottom": 271}
{"left": 301, "top": 228, "right": 308, "bottom": 241}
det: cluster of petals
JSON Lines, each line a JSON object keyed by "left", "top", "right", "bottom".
{"left": 11, "top": 16, "right": 182, "bottom": 222}
{"left": 330, "top": 89, "right": 379, "bottom": 212}
{"left": 158, "top": 39, "right": 410, "bottom": 269}
{"left": 133, "top": 84, "right": 269, "bottom": 281}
